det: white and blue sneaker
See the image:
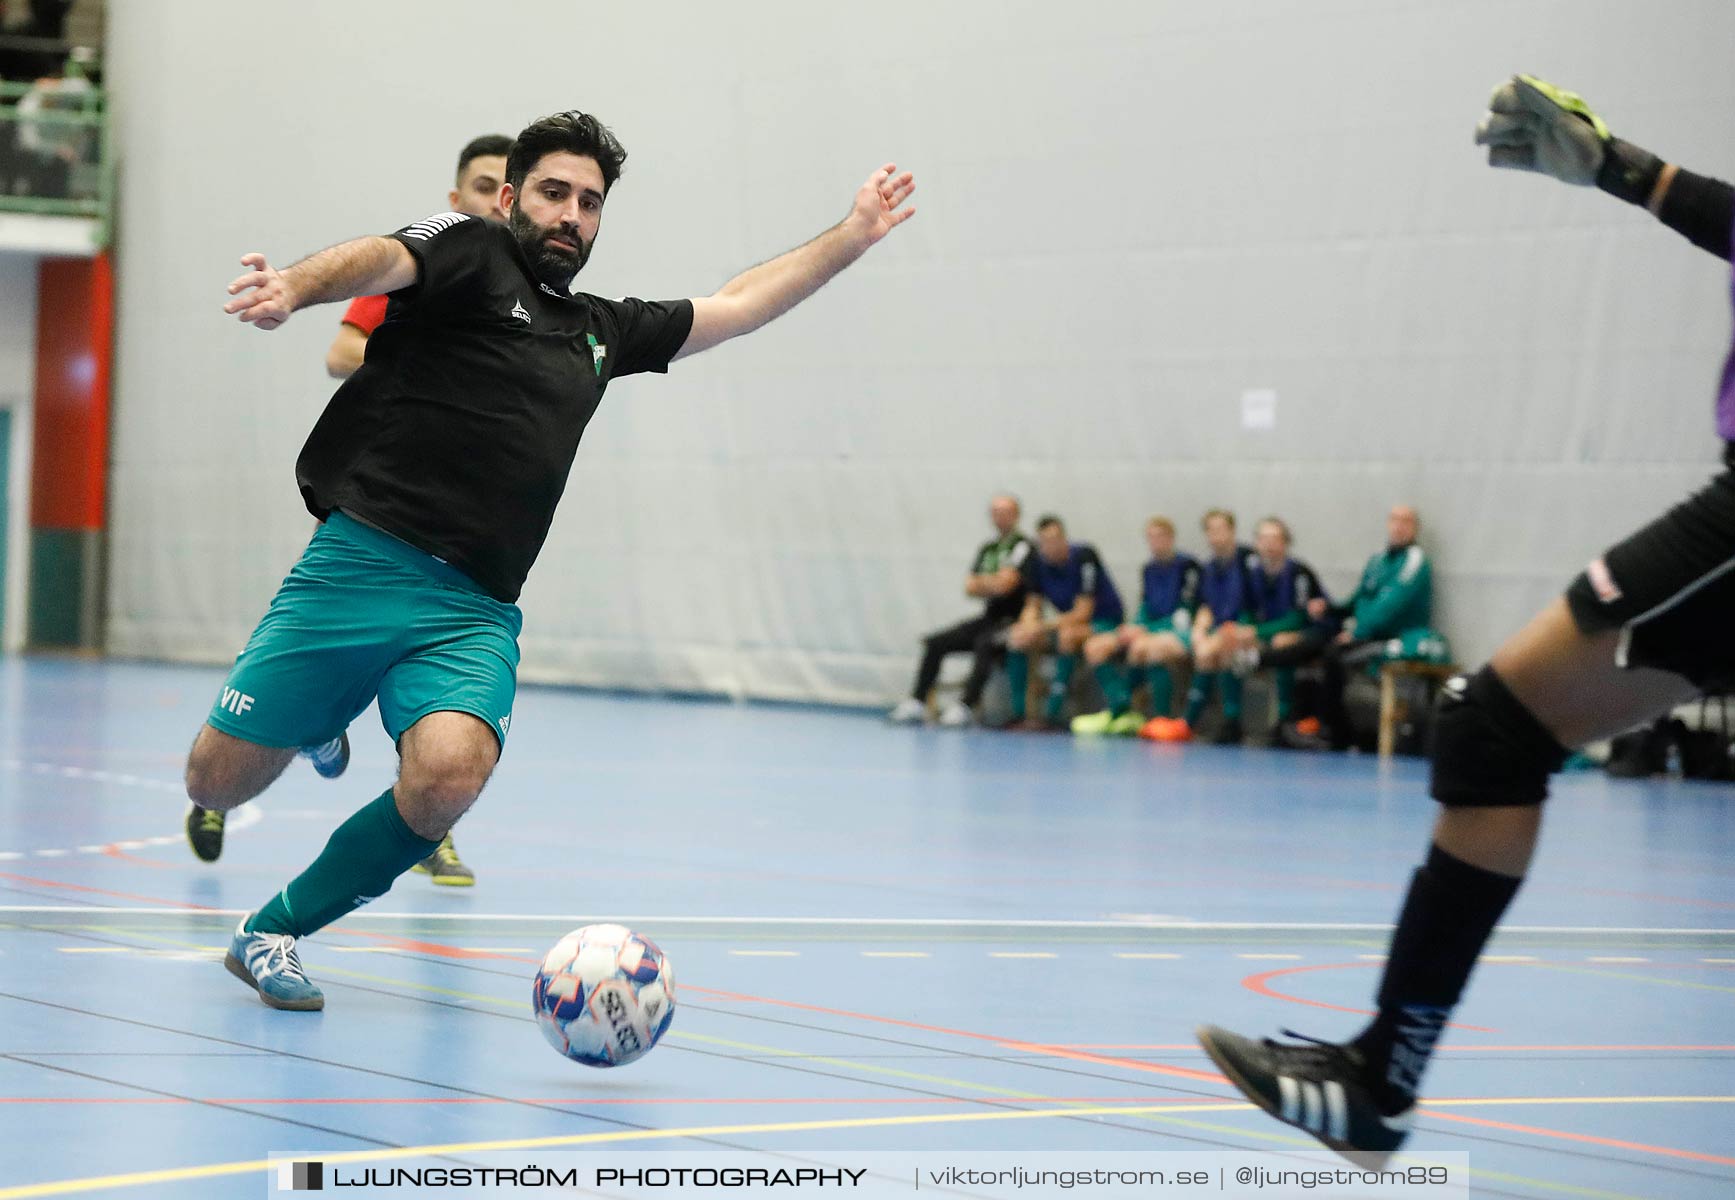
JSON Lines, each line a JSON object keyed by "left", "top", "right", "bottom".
{"left": 299, "top": 731, "right": 350, "bottom": 780}
{"left": 225, "top": 919, "right": 324, "bottom": 1011}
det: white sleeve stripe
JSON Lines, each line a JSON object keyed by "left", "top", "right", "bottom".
{"left": 399, "top": 212, "right": 470, "bottom": 241}
{"left": 1399, "top": 545, "right": 1424, "bottom": 583}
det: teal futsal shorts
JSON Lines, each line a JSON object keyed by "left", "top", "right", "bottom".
{"left": 206, "top": 512, "right": 522, "bottom": 751}
{"left": 1141, "top": 613, "right": 1192, "bottom": 653}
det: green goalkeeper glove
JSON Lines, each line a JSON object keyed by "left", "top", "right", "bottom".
{"left": 1474, "top": 74, "right": 1662, "bottom": 206}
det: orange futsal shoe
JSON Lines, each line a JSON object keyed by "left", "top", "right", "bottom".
{"left": 1139, "top": 716, "right": 1192, "bottom": 743}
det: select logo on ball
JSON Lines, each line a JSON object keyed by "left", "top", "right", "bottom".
{"left": 533, "top": 924, "right": 675, "bottom": 1067}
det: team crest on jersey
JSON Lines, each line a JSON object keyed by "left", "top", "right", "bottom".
{"left": 511, "top": 299, "right": 531, "bottom": 324}
{"left": 586, "top": 333, "right": 607, "bottom": 376}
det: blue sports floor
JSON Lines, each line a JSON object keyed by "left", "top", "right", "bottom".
{"left": 0, "top": 655, "right": 1731, "bottom": 1198}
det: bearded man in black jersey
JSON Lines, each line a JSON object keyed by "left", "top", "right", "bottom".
{"left": 191, "top": 111, "right": 915, "bottom": 1010}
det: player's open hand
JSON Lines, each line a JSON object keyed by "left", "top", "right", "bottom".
{"left": 224, "top": 253, "right": 296, "bottom": 330}
{"left": 844, "top": 163, "right": 916, "bottom": 249}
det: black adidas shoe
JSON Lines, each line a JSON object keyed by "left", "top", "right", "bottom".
{"left": 185, "top": 804, "right": 227, "bottom": 863}
{"left": 1196, "top": 1025, "right": 1413, "bottom": 1164}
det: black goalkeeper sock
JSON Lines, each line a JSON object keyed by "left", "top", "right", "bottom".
{"left": 1352, "top": 842, "right": 1523, "bottom": 1113}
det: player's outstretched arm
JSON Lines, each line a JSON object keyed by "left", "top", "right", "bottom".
{"left": 223, "top": 237, "right": 418, "bottom": 331}
{"left": 1475, "top": 74, "right": 1733, "bottom": 262}
{"left": 672, "top": 163, "right": 915, "bottom": 361}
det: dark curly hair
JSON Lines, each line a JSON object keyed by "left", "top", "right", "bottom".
{"left": 506, "top": 111, "right": 627, "bottom": 195}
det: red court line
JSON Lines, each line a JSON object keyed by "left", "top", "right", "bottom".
{"left": 0, "top": 1095, "right": 1183, "bottom": 1107}
{"left": 1574, "top": 888, "right": 1735, "bottom": 911}
{"left": 685, "top": 984, "right": 1224, "bottom": 1084}
{"left": 1051, "top": 1043, "right": 1735, "bottom": 1052}
{"left": 99, "top": 845, "right": 172, "bottom": 870}
{"left": 0, "top": 871, "right": 223, "bottom": 910}
{"left": 328, "top": 930, "right": 539, "bottom": 961}
{"left": 1420, "top": 1109, "right": 1735, "bottom": 1168}
{"left": 1240, "top": 963, "right": 1495, "bottom": 1033}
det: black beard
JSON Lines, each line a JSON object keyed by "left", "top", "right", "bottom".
{"left": 510, "top": 205, "right": 589, "bottom": 290}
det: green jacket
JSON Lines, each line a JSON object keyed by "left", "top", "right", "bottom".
{"left": 1349, "top": 544, "right": 1432, "bottom": 642}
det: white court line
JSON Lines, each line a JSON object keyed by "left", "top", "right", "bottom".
{"left": 0, "top": 804, "right": 260, "bottom": 862}
{"left": 0, "top": 907, "right": 1730, "bottom": 937}
{"left": 1704, "top": 958, "right": 1735, "bottom": 964}
{"left": 331, "top": 946, "right": 536, "bottom": 954}
{"left": 0, "top": 758, "right": 185, "bottom": 794}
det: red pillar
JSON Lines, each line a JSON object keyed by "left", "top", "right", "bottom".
{"left": 28, "top": 252, "right": 112, "bottom": 647}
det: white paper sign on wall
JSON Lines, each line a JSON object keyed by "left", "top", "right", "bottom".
{"left": 1241, "top": 388, "right": 1277, "bottom": 432}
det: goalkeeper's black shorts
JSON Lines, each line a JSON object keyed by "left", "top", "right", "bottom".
{"left": 1565, "top": 444, "right": 1735, "bottom": 690}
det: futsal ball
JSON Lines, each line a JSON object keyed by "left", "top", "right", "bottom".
{"left": 532, "top": 924, "right": 675, "bottom": 1067}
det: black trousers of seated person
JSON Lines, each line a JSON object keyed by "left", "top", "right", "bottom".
{"left": 1259, "top": 630, "right": 1383, "bottom": 749}
{"left": 911, "top": 614, "right": 1009, "bottom": 708}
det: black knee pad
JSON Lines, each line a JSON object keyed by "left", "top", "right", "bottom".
{"left": 1429, "top": 666, "right": 1569, "bottom": 808}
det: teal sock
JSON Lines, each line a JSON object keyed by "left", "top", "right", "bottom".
{"left": 248, "top": 788, "right": 441, "bottom": 938}
{"left": 1007, "top": 652, "right": 1029, "bottom": 720}
{"left": 1221, "top": 674, "right": 1244, "bottom": 721}
{"left": 1146, "top": 666, "right": 1174, "bottom": 717}
{"left": 1275, "top": 668, "right": 1295, "bottom": 722}
{"left": 1095, "top": 661, "right": 1132, "bottom": 715}
{"left": 1184, "top": 673, "right": 1213, "bottom": 725}
{"left": 1046, "top": 655, "right": 1077, "bottom": 721}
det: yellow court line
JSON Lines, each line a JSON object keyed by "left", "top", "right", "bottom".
{"left": 1427, "top": 1096, "right": 1735, "bottom": 1107}
{"left": 1533, "top": 962, "right": 1735, "bottom": 995}
{"left": 0, "top": 1099, "right": 1679, "bottom": 1200}
{"left": 0, "top": 1103, "right": 1249, "bottom": 1199}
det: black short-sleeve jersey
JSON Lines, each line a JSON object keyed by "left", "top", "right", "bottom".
{"left": 295, "top": 213, "right": 694, "bottom": 602}
{"left": 971, "top": 533, "right": 1032, "bottom": 622}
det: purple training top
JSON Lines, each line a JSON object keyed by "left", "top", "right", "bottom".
{"left": 1723, "top": 213, "right": 1735, "bottom": 441}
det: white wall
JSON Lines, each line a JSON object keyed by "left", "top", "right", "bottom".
{"left": 104, "top": 0, "right": 1735, "bottom": 700}
{"left": 0, "top": 253, "right": 35, "bottom": 653}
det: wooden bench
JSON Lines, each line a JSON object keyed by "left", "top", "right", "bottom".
{"left": 1378, "top": 660, "right": 1458, "bottom": 758}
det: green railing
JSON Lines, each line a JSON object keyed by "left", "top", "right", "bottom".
{"left": 0, "top": 77, "right": 111, "bottom": 246}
